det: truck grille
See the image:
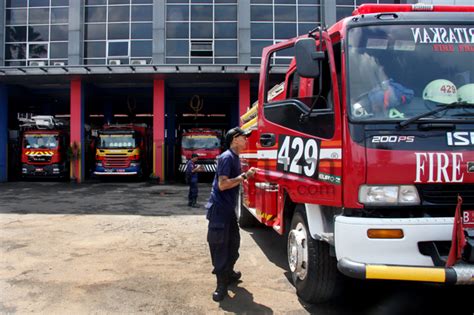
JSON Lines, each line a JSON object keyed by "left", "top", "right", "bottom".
{"left": 417, "top": 184, "right": 474, "bottom": 206}
{"left": 28, "top": 155, "right": 52, "bottom": 163}
{"left": 104, "top": 154, "right": 130, "bottom": 168}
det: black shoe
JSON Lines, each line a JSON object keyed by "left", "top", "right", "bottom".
{"left": 212, "top": 284, "right": 227, "bottom": 302}
{"left": 228, "top": 271, "right": 242, "bottom": 284}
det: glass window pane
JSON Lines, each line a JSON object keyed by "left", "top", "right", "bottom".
{"left": 28, "top": 43, "right": 48, "bottom": 58}
{"left": 133, "top": 0, "right": 152, "bottom": 3}
{"left": 85, "top": 41, "right": 106, "bottom": 57}
{"left": 215, "top": 57, "right": 237, "bottom": 64}
{"left": 215, "top": 40, "right": 236, "bottom": 56}
{"left": 85, "top": 0, "right": 106, "bottom": 4}
{"left": 191, "top": 57, "right": 212, "bottom": 64}
{"left": 108, "top": 6, "right": 130, "bottom": 22}
{"left": 6, "top": 9, "right": 28, "bottom": 25}
{"left": 108, "top": 41, "right": 129, "bottom": 56}
{"left": 192, "top": 0, "right": 211, "bottom": 2}
{"left": 275, "top": 6, "right": 296, "bottom": 22}
{"left": 29, "top": 8, "right": 49, "bottom": 24}
{"left": 132, "top": 5, "right": 153, "bottom": 21}
{"left": 215, "top": 22, "right": 237, "bottom": 39}
{"left": 50, "top": 42, "right": 68, "bottom": 58}
{"left": 298, "top": 6, "right": 320, "bottom": 22}
{"left": 51, "top": 25, "right": 68, "bottom": 41}
{"left": 5, "top": 44, "right": 26, "bottom": 59}
{"left": 298, "top": 23, "right": 317, "bottom": 35}
{"left": 131, "top": 23, "right": 152, "bottom": 39}
{"left": 51, "top": 8, "right": 68, "bottom": 24}
{"left": 336, "top": 0, "right": 354, "bottom": 4}
{"left": 215, "top": 5, "right": 237, "bottom": 21}
{"left": 29, "top": 0, "right": 49, "bottom": 7}
{"left": 166, "top": 22, "right": 189, "bottom": 39}
{"left": 251, "top": 40, "right": 272, "bottom": 57}
{"left": 6, "top": 26, "right": 27, "bottom": 42}
{"left": 5, "top": 60, "right": 27, "bottom": 66}
{"left": 300, "top": 0, "right": 320, "bottom": 3}
{"left": 191, "top": 23, "right": 212, "bottom": 38}
{"left": 51, "top": 0, "right": 69, "bottom": 6}
{"left": 251, "top": 0, "right": 272, "bottom": 3}
{"left": 191, "top": 5, "right": 212, "bottom": 21}
{"left": 85, "top": 24, "right": 106, "bottom": 40}
{"left": 167, "top": 5, "right": 189, "bottom": 21}
{"left": 166, "top": 40, "right": 188, "bottom": 56}
{"left": 108, "top": 23, "right": 130, "bottom": 39}
{"left": 85, "top": 7, "right": 106, "bottom": 22}
{"left": 275, "top": 0, "right": 295, "bottom": 3}
{"left": 6, "top": 0, "right": 28, "bottom": 8}
{"left": 109, "top": 0, "right": 130, "bottom": 4}
{"left": 251, "top": 6, "right": 272, "bottom": 21}
{"left": 131, "top": 41, "right": 152, "bottom": 56}
{"left": 275, "top": 23, "right": 296, "bottom": 39}
{"left": 167, "top": 0, "right": 189, "bottom": 3}
{"left": 166, "top": 57, "right": 189, "bottom": 64}
{"left": 251, "top": 23, "right": 273, "bottom": 39}
{"left": 28, "top": 25, "right": 49, "bottom": 41}
{"left": 336, "top": 7, "right": 354, "bottom": 20}
{"left": 215, "top": 0, "right": 237, "bottom": 3}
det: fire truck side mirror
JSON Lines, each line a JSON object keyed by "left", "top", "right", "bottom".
{"left": 295, "top": 38, "right": 324, "bottom": 78}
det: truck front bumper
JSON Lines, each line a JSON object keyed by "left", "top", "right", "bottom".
{"left": 338, "top": 258, "right": 474, "bottom": 284}
{"left": 335, "top": 216, "right": 473, "bottom": 284}
{"left": 22, "top": 163, "right": 66, "bottom": 178}
{"left": 178, "top": 163, "right": 216, "bottom": 172}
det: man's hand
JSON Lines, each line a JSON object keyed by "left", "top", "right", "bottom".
{"left": 245, "top": 167, "right": 257, "bottom": 179}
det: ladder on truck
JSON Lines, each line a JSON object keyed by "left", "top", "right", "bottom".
{"left": 18, "top": 114, "right": 65, "bottom": 130}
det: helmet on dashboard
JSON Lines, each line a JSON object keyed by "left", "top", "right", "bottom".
{"left": 423, "top": 79, "right": 458, "bottom": 105}
{"left": 457, "top": 83, "right": 474, "bottom": 104}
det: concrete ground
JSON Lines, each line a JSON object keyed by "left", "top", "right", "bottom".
{"left": 0, "top": 181, "right": 473, "bottom": 314}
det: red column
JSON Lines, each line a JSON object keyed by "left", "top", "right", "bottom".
{"left": 239, "top": 78, "right": 250, "bottom": 120}
{"left": 153, "top": 79, "right": 165, "bottom": 182}
{"left": 70, "top": 79, "right": 84, "bottom": 183}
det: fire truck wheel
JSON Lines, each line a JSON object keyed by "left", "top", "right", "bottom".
{"left": 237, "top": 187, "right": 257, "bottom": 228}
{"left": 288, "top": 210, "right": 342, "bottom": 303}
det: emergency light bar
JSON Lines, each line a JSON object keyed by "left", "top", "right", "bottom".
{"left": 353, "top": 4, "right": 474, "bottom": 16}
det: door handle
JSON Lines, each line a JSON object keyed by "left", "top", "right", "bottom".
{"left": 260, "top": 133, "right": 276, "bottom": 147}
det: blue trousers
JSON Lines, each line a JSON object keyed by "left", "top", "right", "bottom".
{"left": 207, "top": 218, "right": 240, "bottom": 276}
{"left": 188, "top": 181, "right": 198, "bottom": 202}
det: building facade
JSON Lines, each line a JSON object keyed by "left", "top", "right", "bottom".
{"left": 0, "top": 0, "right": 466, "bottom": 182}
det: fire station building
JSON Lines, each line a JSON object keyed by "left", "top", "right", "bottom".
{"left": 0, "top": 0, "right": 465, "bottom": 183}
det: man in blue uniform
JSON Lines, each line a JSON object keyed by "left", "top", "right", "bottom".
{"left": 206, "top": 127, "right": 256, "bottom": 302}
{"left": 185, "top": 153, "right": 203, "bottom": 207}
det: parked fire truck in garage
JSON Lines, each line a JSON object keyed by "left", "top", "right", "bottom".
{"left": 94, "top": 124, "right": 151, "bottom": 177}
{"left": 18, "top": 115, "right": 69, "bottom": 179}
{"left": 178, "top": 128, "right": 222, "bottom": 173}
{"left": 239, "top": 3, "right": 474, "bottom": 304}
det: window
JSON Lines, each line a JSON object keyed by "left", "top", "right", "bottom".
{"left": 84, "top": 1, "right": 153, "bottom": 64}
{"left": 4, "top": 0, "right": 68, "bottom": 66}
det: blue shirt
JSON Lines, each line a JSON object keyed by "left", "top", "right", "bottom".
{"left": 206, "top": 149, "right": 242, "bottom": 223}
{"left": 185, "top": 160, "right": 198, "bottom": 183}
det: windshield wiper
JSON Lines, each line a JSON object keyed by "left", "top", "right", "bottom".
{"left": 398, "top": 102, "right": 474, "bottom": 129}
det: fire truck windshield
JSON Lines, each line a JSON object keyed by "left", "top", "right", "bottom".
{"left": 24, "top": 134, "right": 58, "bottom": 149}
{"left": 98, "top": 134, "right": 136, "bottom": 149}
{"left": 347, "top": 24, "right": 474, "bottom": 122}
{"left": 182, "top": 136, "right": 220, "bottom": 149}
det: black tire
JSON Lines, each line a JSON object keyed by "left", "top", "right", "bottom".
{"left": 287, "top": 208, "right": 343, "bottom": 304}
{"left": 237, "top": 186, "right": 258, "bottom": 228}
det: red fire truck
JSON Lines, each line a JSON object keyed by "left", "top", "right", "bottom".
{"left": 18, "top": 115, "right": 69, "bottom": 179}
{"left": 239, "top": 4, "right": 474, "bottom": 303}
{"left": 94, "top": 124, "right": 151, "bottom": 177}
{"left": 179, "top": 128, "right": 222, "bottom": 173}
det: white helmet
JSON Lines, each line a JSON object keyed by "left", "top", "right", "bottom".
{"left": 423, "top": 79, "right": 457, "bottom": 104}
{"left": 457, "top": 83, "right": 474, "bottom": 104}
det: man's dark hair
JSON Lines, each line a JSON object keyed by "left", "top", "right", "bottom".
{"left": 191, "top": 153, "right": 199, "bottom": 158}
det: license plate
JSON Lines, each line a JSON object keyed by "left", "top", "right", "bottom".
{"left": 463, "top": 210, "right": 474, "bottom": 228}
{"left": 35, "top": 168, "right": 43, "bottom": 172}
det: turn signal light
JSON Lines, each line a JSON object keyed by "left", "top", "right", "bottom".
{"left": 367, "top": 229, "right": 404, "bottom": 239}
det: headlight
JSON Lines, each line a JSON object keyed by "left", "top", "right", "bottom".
{"left": 359, "top": 185, "right": 420, "bottom": 206}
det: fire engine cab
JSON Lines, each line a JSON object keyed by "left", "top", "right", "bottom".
{"left": 239, "top": 3, "right": 474, "bottom": 303}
